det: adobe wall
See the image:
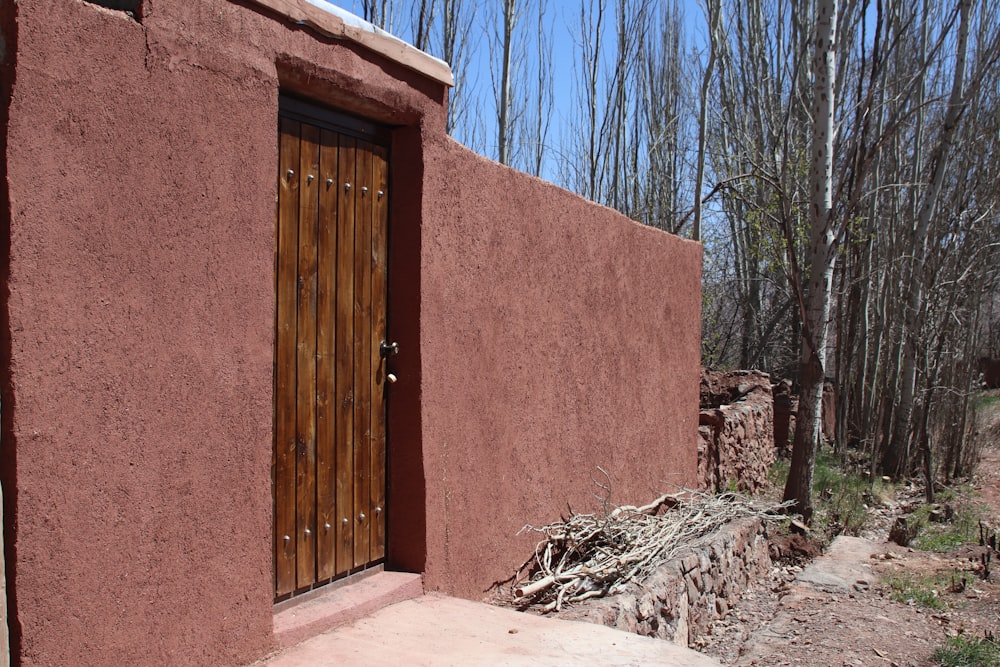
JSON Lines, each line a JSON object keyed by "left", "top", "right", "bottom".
{"left": 417, "top": 139, "right": 703, "bottom": 598}
{"left": 980, "top": 357, "right": 1000, "bottom": 388}
{"left": 1, "top": 1, "right": 701, "bottom": 664}
{"left": 1, "top": 2, "right": 445, "bottom": 665}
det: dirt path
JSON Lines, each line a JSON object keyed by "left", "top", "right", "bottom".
{"left": 715, "top": 537, "right": 998, "bottom": 667}
{"left": 701, "top": 399, "right": 1000, "bottom": 667}
{"left": 735, "top": 538, "right": 947, "bottom": 667}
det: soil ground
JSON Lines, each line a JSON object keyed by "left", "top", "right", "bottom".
{"left": 698, "top": 395, "right": 1000, "bottom": 667}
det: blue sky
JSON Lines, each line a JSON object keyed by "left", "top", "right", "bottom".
{"left": 327, "top": 1, "right": 711, "bottom": 183}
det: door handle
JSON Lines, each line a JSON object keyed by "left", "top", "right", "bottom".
{"left": 379, "top": 341, "right": 400, "bottom": 358}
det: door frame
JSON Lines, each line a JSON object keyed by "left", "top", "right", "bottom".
{"left": 279, "top": 96, "right": 392, "bottom": 146}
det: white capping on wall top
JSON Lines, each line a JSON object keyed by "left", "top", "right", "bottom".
{"left": 246, "top": 0, "right": 455, "bottom": 87}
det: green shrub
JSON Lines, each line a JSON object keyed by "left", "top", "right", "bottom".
{"left": 972, "top": 391, "right": 1000, "bottom": 413}
{"left": 811, "top": 449, "right": 890, "bottom": 537}
{"left": 912, "top": 499, "right": 988, "bottom": 552}
{"left": 768, "top": 448, "right": 894, "bottom": 538}
{"left": 883, "top": 573, "right": 954, "bottom": 610}
{"left": 768, "top": 458, "right": 790, "bottom": 488}
{"left": 933, "top": 635, "right": 1000, "bottom": 667}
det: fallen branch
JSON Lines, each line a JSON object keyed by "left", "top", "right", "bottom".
{"left": 510, "top": 490, "right": 790, "bottom": 612}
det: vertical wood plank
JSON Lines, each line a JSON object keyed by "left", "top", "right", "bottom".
{"left": 369, "top": 144, "right": 389, "bottom": 561}
{"left": 353, "top": 142, "right": 374, "bottom": 568}
{"left": 315, "top": 129, "right": 339, "bottom": 581}
{"left": 334, "top": 137, "right": 357, "bottom": 575}
{"left": 278, "top": 104, "right": 390, "bottom": 593}
{"left": 295, "top": 123, "right": 321, "bottom": 589}
{"left": 274, "top": 117, "right": 301, "bottom": 597}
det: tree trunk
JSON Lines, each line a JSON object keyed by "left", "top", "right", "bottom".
{"left": 783, "top": 0, "right": 838, "bottom": 522}
{"left": 693, "top": 0, "right": 720, "bottom": 242}
{"left": 496, "top": 0, "right": 516, "bottom": 165}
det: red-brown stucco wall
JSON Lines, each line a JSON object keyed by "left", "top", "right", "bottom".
{"left": 417, "top": 138, "right": 702, "bottom": 598}
{"left": 1, "top": 0, "right": 700, "bottom": 664}
{"left": 1, "top": 1, "right": 444, "bottom": 665}
{"left": 3, "top": 3, "right": 277, "bottom": 665}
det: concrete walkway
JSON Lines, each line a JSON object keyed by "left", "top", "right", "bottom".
{"left": 265, "top": 593, "right": 722, "bottom": 667}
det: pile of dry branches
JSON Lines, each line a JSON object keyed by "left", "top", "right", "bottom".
{"left": 510, "top": 490, "right": 788, "bottom": 613}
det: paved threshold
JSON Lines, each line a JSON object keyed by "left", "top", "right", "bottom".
{"left": 272, "top": 570, "right": 423, "bottom": 650}
{"left": 266, "top": 593, "right": 722, "bottom": 667}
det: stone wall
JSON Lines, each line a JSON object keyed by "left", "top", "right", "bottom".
{"left": 773, "top": 379, "right": 837, "bottom": 451}
{"left": 822, "top": 381, "right": 837, "bottom": 441}
{"left": 557, "top": 517, "right": 771, "bottom": 646}
{"left": 698, "top": 371, "right": 775, "bottom": 492}
{"left": 773, "top": 379, "right": 794, "bottom": 454}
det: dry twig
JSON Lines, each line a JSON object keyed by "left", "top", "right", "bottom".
{"left": 510, "top": 490, "right": 789, "bottom": 612}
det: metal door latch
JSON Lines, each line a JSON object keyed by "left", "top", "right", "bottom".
{"left": 379, "top": 341, "right": 399, "bottom": 358}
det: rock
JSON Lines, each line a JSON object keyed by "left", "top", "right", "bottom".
{"left": 889, "top": 517, "right": 919, "bottom": 546}
{"left": 715, "top": 597, "right": 729, "bottom": 616}
{"left": 770, "top": 533, "right": 822, "bottom": 565}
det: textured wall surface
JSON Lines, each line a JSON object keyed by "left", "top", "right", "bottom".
{"left": 1, "top": 2, "right": 445, "bottom": 664}
{"left": 417, "top": 139, "right": 703, "bottom": 598}
{"left": 1, "top": 1, "right": 701, "bottom": 664}
{"left": 980, "top": 357, "right": 1000, "bottom": 388}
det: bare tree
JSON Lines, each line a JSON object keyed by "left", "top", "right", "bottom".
{"left": 411, "top": 0, "right": 435, "bottom": 51}
{"left": 361, "top": 0, "right": 398, "bottom": 30}
{"left": 442, "top": 0, "right": 475, "bottom": 138}
{"left": 882, "top": 0, "right": 981, "bottom": 478}
{"left": 521, "top": 0, "right": 554, "bottom": 177}
{"left": 565, "top": 0, "right": 608, "bottom": 200}
{"left": 635, "top": 0, "right": 691, "bottom": 233}
{"left": 494, "top": 0, "right": 519, "bottom": 165}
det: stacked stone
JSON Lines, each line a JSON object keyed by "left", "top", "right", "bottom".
{"left": 697, "top": 370, "right": 776, "bottom": 492}
{"left": 557, "top": 517, "right": 771, "bottom": 647}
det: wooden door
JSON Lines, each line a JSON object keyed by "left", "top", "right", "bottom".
{"left": 274, "top": 100, "right": 389, "bottom": 599}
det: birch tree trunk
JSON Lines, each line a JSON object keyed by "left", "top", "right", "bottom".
{"left": 527, "top": 0, "right": 553, "bottom": 177}
{"left": 439, "top": 0, "right": 475, "bottom": 139}
{"left": 783, "top": 0, "right": 838, "bottom": 522}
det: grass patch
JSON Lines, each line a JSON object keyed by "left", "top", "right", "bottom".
{"left": 884, "top": 572, "right": 956, "bottom": 610}
{"left": 768, "top": 457, "right": 790, "bottom": 488}
{"left": 912, "top": 498, "right": 989, "bottom": 552}
{"left": 972, "top": 391, "right": 1000, "bottom": 413}
{"left": 767, "top": 448, "right": 893, "bottom": 538}
{"left": 933, "top": 634, "right": 1000, "bottom": 667}
{"left": 813, "top": 450, "right": 891, "bottom": 537}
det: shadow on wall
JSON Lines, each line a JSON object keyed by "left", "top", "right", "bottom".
{"left": 1, "top": 0, "right": 18, "bottom": 662}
